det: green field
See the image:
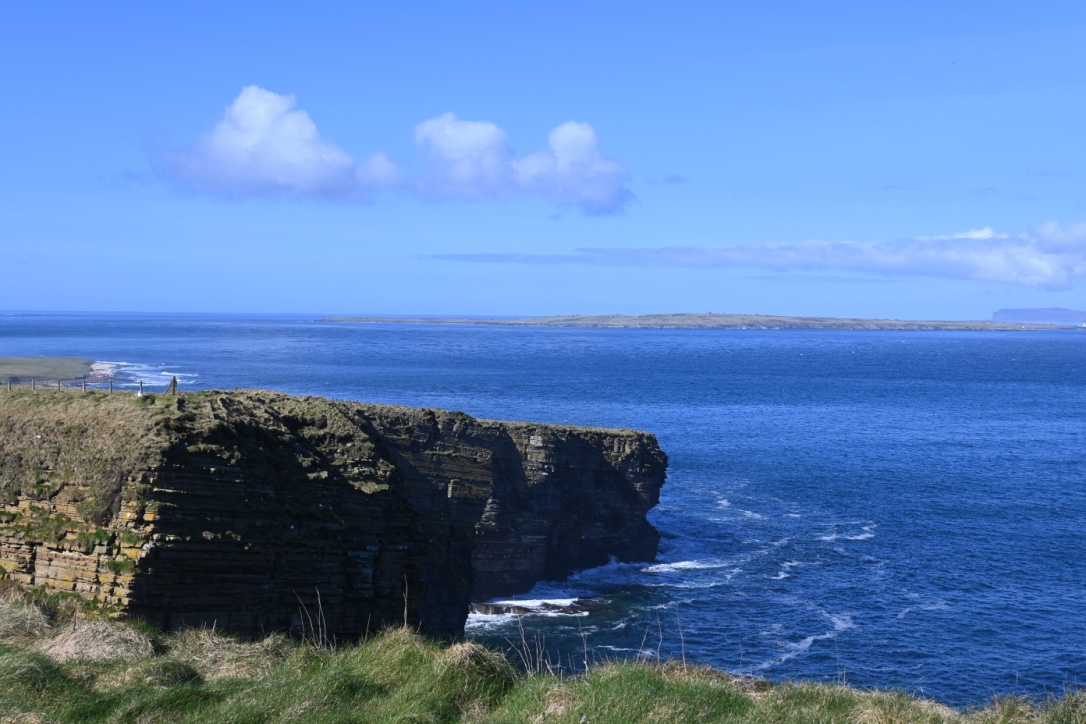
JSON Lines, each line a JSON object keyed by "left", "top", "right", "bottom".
{"left": 0, "top": 357, "right": 93, "bottom": 383}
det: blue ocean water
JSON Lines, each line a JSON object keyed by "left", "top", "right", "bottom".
{"left": 2, "top": 311, "right": 1084, "bottom": 706}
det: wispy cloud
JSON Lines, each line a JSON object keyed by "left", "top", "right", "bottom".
{"left": 433, "top": 223, "right": 1086, "bottom": 290}
{"left": 162, "top": 86, "right": 630, "bottom": 215}
{"left": 647, "top": 174, "right": 688, "bottom": 185}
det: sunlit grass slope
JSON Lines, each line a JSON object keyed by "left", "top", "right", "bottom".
{"left": 0, "top": 585, "right": 1082, "bottom": 723}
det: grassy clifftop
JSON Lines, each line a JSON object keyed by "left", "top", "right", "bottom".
{"left": 0, "top": 587, "right": 1081, "bottom": 722}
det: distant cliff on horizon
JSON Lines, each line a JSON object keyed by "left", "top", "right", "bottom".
{"left": 992, "top": 307, "right": 1086, "bottom": 326}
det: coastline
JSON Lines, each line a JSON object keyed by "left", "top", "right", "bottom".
{"left": 320, "top": 312, "right": 1070, "bottom": 331}
{"left": 88, "top": 361, "right": 119, "bottom": 382}
{"left": 0, "top": 356, "right": 95, "bottom": 383}
{"left": 0, "top": 357, "right": 118, "bottom": 385}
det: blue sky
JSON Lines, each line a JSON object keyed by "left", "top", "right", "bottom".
{"left": 2, "top": 2, "right": 1085, "bottom": 318}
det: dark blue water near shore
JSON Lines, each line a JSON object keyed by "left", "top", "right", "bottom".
{"left": 3, "top": 311, "right": 1085, "bottom": 706}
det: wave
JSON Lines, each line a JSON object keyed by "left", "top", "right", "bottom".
{"left": 467, "top": 597, "right": 600, "bottom": 620}
{"left": 757, "top": 612, "right": 855, "bottom": 670}
{"left": 818, "top": 523, "right": 877, "bottom": 542}
{"left": 489, "top": 598, "right": 576, "bottom": 609}
{"left": 642, "top": 559, "right": 729, "bottom": 574}
{"left": 107, "top": 362, "right": 199, "bottom": 389}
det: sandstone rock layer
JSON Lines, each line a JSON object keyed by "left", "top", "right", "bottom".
{"left": 0, "top": 390, "right": 666, "bottom": 638}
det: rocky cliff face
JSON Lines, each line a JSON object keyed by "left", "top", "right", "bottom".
{"left": 0, "top": 390, "right": 666, "bottom": 638}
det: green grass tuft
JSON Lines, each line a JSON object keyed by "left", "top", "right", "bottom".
{"left": 0, "top": 581, "right": 1084, "bottom": 722}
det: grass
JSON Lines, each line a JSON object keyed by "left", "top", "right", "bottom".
{"left": 0, "top": 357, "right": 93, "bottom": 383}
{"left": 0, "top": 389, "right": 174, "bottom": 524}
{"left": 0, "top": 387, "right": 417, "bottom": 529}
{"left": 0, "top": 588, "right": 1082, "bottom": 722}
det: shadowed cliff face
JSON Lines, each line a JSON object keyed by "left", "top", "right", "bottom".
{"left": 0, "top": 390, "right": 666, "bottom": 639}
{"left": 355, "top": 405, "right": 667, "bottom": 599}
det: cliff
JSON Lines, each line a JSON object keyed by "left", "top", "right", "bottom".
{"left": 0, "top": 389, "right": 666, "bottom": 639}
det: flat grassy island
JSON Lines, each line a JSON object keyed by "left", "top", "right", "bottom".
{"left": 322, "top": 313, "right": 1068, "bottom": 331}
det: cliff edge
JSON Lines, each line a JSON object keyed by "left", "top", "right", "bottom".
{"left": 0, "top": 389, "right": 666, "bottom": 638}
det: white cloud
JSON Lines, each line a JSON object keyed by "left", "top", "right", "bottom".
{"left": 917, "top": 226, "right": 1008, "bottom": 241}
{"left": 165, "top": 86, "right": 397, "bottom": 199}
{"left": 163, "top": 87, "right": 631, "bottom": 214}
{"left": 434, "top": 223, "right": 1086, "bottom": 290}
{"left": 412, "top": 113, "right": 516, "bottom": 200}
{"left": 512, "top": 122, "right": 632, "bottom": 214}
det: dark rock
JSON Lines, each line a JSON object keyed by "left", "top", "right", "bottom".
{"left": 0, "top": 390, "right": 666, "bottom": 640}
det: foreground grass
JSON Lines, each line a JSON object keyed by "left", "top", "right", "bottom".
{"left": 0, "top": 357, "right": 92, "bottom": 383}
{"left": 0, "top": 590, "right": 1083, "bottom": 722}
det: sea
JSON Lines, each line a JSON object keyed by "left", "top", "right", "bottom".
{"left": 2, "top": 310, "right": 1084, "bottom": 707}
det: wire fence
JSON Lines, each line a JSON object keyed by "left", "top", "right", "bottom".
{"left": 3, "top": 376, "right": 177, "bottom": 395}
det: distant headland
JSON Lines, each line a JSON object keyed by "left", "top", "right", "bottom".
{"left": 993, "top": 307, "right": 1086, "bottom": 326}
{"left": 321, "top": 312, "right": 1071, "bottom": 331}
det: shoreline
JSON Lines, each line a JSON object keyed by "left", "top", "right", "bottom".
{"left": 88, "top": 361, "right": 119, "bottom": 382}
{"left": 0, "top": 357, "right": 118, "bottom": 386}
{"left": 320, "top": 312, "right": 1071, "bottom": 331}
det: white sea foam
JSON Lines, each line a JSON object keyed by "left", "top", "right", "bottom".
{"left": 642, "top": 560, "right": 726, "bottom": 574}
{"left": 662, "top": 579, "right": 735, "bottom": 590}
{"left": 489, "top": 598, "right": 576, "bottom": 609}
{"left": 770, "top": 560, "right": 803, "bottom": 580}
{"left": 757, "top": 612, "right": 855, "bottom": 669}
{"left": 467, "top": 597, "right": 593, "bottom": 622}
{"left": 464, "top": 613, "right": 518, "bottom": 631}
{"left": 111, "top": 362, "right": 199, "bottom": 388}
{"left": 818, "top": 523, "right": 877, "bottom": 542}
{"left": 919, "top": 602, "right": 949, "bottom": 611}
{"left": 647, "top": 598, "right": 695, "bottom": 611}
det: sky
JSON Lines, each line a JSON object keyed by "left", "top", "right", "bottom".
{"left": 2, "top": 2, "right": 1085, "bottom": 319}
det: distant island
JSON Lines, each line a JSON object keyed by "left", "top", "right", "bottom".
{"left": 321, "top": 313, "right": 1070, "bottom": 331}
{"left": 993, "top": 307, "right": 1086, "bottom": 325}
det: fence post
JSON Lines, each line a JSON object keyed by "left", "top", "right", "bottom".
{"left": 82, "top": 380, "right": 86, "bottom": 393}
{"left": 109, "top": 380, "right": 113, "bottom": 394}
{"left": 31, "top": 379, "right": 35, "bottom": 391}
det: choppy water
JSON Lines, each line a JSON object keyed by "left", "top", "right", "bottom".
{"left": 2, "top": 311, "right": 1084, "bottom": 706}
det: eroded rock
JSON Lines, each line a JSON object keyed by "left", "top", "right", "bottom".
{"left": 0, "top": 389, "right": 666, "bottom": 638}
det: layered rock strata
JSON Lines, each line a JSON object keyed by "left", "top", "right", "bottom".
{"left": 0, "top": 390, "right": 665, "bottom": 638}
